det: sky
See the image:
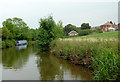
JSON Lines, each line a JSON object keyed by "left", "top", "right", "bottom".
{"left": 0, "top": 0, "right": 119, "bottom": 29}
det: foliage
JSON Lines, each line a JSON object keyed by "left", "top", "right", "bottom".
{"left": 78, "top": 29, "right": 93, "bottom": 36}
{"left": 63, "top": 24, "right": 79, "bottom": 36}
{"left": 81, "top": 23, "right": 91, "bottom": 30}
{"left": 0, "top": 39, "right": 2, "bottom": 49}
{"left": 0, "top": 28, "right": 2, "bottom": 38}
{"left": 109, "top": 21, "right": 113, "bottom": 24}
{"left": 2, "top": 17, "right": 39, "bottom": 48}
{"left": 2, "top": 27, "right": 13, "bottom": 40}
{"left": 2, "top": 17, "right": 29, "bottom": 40}
{"left": 52, "top": 20, "right": 64, "bottom": 38}
{"left": 2, "top": 41, "right": 6, "bottom": 49}
{"left": 37, "top": 16, "right": 63, "bottom": 51}
{"left": 51, "top": 38, "right": 119, "bottom": 80}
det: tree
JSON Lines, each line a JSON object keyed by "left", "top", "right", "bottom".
{"left": 2, "top": 27, "right": 13, "bottom": 40}
{"left": 37, "top": 16, "right": 63, "bottom": 51}
{"left": 81, "top": 23, "right": 91, "bottom": 30}
{"left": 52, "top": 20, "right": 63, "bottom": 38}
{"left": 2, "top": 17, "right": 29, "bottom": 40}
{"left": 109, "top": 21, "right": 113, "bottom": 24}
{"left": 63, "top": 24, "right": 78, "bottom": 36}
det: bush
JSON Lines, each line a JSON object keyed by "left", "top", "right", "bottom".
{"left": 78, "top": 29, "right": 93, "bottom": 36}
{"left": 98, "top": 30, "right": 103, "bottom": 33}
{"left": 5, "top": 40, "right": 15, "bottom": 48}
{"left": 37, "top": 16, "right": 63, "bottom": 51}
{"left": 0, "top": 40, "right": 2, "bottom": 49}
{"left": 2, "top": 41, "right": 6, "bottom": 48}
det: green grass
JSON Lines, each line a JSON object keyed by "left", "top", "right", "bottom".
{"left": 51, "top": 39, "right": 119, "bottom": 80}
{"left": 68, "top": 31, "right": 118, "bottom": 39}
{"left": 51, "top": 31, "right": 120, "bottom": 80}
{"left": 82, "top": 31, "right": 118, "bottom": 38}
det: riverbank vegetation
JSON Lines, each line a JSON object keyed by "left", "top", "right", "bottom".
{"left": 50, "top": 31, "right": 120, "bottom": 80}
{"left": 37, "top": 16, "right": 63, "bottom": 51}
{"left": 1, "top": 16, "right": 119, "bottom": 80}
{"left": 1, "top": 17, "right": 39, "bottom": 49}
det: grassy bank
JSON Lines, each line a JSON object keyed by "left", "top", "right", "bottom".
{"left": 65, "top": 31, "right": 118, "bottom": 39}
{"left": 50, "top": 32, "right": 120, "bottom": 80}
{"left": 80, "top": 31, "right": 118, "bottom": 39}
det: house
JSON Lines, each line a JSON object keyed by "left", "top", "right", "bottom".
{"left": 68, "top": 30, "right": 78, "bottom": 36}
{"left": 100, "top": 21, "right": 117, "bottom": 32}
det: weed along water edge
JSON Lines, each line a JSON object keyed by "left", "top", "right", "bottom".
{"left": 50, "top": 38, "right": 119, "bottom": 80}
{"left": 2, "top": 45, "right": 92, "bottom": 80}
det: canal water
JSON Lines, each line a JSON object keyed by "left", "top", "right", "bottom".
{"left": 1, "top": 45, "right": 92, "bottom": 80}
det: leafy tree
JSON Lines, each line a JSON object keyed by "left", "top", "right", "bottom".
{"left": 37, "top": 16, "right": 63, "bottom": 51}
{"left": 109, "top": 21, "right": 113, "bottom": 24}
{"left": 63, "top": 24, "right": 79, "bottom": 36}
{"left": 81, "top": 23, "right": 91, "bottom": 30}
{"left": 52, "top": 20, "right": 63, "bottom": 38}
{"left": 78, "top": 29, "right": 92, "bottom": 36}
{"left": 2, "top": 27, "right": 13, "bottom": 40}
{"left": 2, "top": 17, "right": 29, "bottom": 40}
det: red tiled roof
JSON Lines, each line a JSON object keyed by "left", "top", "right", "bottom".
{"left": 102, "top": 22, "right": 113, "bottom": 26}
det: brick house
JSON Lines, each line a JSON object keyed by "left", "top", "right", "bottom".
{"left": 100, "top": 22, "right": 117, "bottom": 32}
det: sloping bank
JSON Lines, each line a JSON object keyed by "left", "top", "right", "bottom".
{"left": 50, "top": 38, "right": 120, "bottom": 80}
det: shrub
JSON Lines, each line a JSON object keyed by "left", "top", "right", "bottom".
{"left": 78, "top": 29, "right": 93, "bottom": 36}
{"left": 37, "top": 16, "right": 63, "bottom": 51}
{"left": 0, "top": 40, "right": 2, "bottom": 49}
{"left": 5, "top": 40, "right": 15, "bottom": 48}
{"left": 98, "top": 30, "right": 103, "bottom": 33}
{"left": 2, "top": 41, "right": 6, "bottom": 48}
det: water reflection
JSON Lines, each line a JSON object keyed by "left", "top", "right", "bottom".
{"left": 36, "top": 52, "right": 92, "bottom": 80}
{"left": 16, "top": 45, "right": 27, "bottom": 50}
{"left": 2, "top": 45, "right": 92, "bottom": 80}
{"left": 2, "top": 46, "right": 31, "bottom": 69}
{"left": 36, "top": 52, "right": 62, "bottom": 80}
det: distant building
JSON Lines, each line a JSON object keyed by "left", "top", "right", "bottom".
{"left": 68, "top": 30, "right": 78, "bottom": 36}
{"left": 100, "top": 21, "right": 117, "bottom": 32}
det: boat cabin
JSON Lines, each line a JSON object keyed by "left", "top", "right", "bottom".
{"left": 16, "top": 40, "right": 27, "bottom": 46}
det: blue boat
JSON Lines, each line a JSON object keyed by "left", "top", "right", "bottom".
{"left": 16, "top": 40, "right": 27, "bottom": 46}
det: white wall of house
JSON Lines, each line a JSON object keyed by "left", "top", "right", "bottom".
{"left": 69, "top": 33, "right": 78, "bottom": 36}
{"left": 108, "top": 27, "right": 115, "bottom": 31}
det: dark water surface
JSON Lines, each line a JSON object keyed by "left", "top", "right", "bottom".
{"left": 2, "top": 45, "right": 92, "bottom": 80}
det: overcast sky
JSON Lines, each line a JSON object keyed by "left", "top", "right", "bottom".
{"left": 0, "top": 0, "right": 119, "bottom": 29}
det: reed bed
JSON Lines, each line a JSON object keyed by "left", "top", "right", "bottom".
{"left": 50, "top": 38, "right": 120, "bottom": 80}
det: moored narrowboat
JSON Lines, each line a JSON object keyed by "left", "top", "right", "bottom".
{"left": 16, "top": 40, "right": 27, "bottom": 46}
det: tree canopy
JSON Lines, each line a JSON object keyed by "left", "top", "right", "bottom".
{"left": 80, "top": 23, "right": 91, "bottom": 30}
{"left": 63, "top": 24, "right": 79, "bottom": 36}
{"left": 1, "top": 17, "right": 39, "bottom": 48}
{"left": 37, "top": 16, "right": 63, "bottom": 51}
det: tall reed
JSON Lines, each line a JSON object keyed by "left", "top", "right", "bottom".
{"left": 50, "top": 38, "right": 119, "bottom": 80}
